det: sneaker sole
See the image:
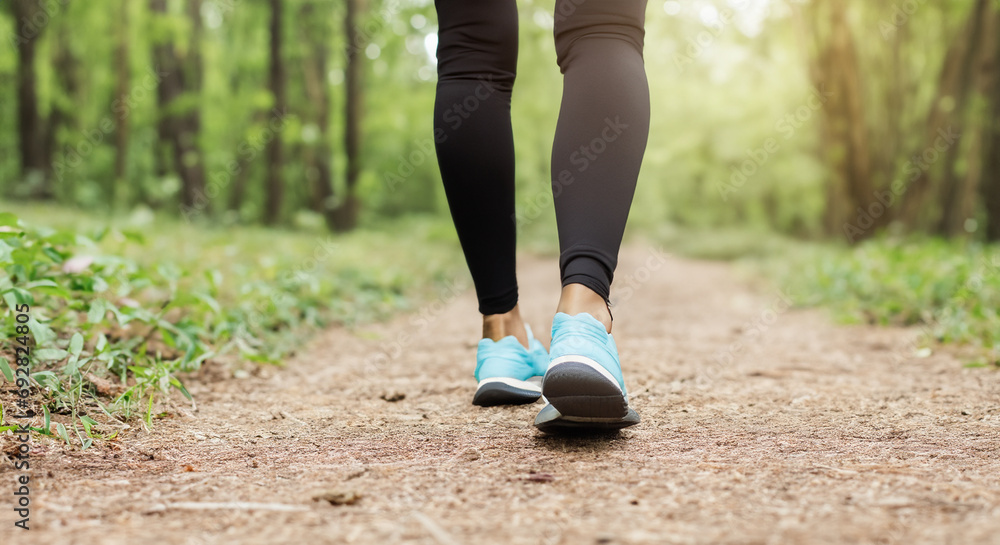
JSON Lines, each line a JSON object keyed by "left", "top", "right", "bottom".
{"left": 537, "top": 357, "right": 639, "bottom": 431}
{"left": 472, "top": 377, "right": 543, "bottom": 407}
{"left": 533, "top": 403, "right": 641, "bottom": 433}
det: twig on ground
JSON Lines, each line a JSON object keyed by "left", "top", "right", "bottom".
{"left": 149, "top": 501, "right": 309, "bottom": 512}
{"left": 412, "top": 511, "right": 463, "bottom": 545}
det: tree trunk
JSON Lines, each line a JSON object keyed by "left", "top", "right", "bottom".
{"left": 263, "top": 0, "right": 286, "bottom": 225}
{"left": 113, "top": 0, "right": 131, "bottom": 208}
{"left": 872, "top": 9, "right": 907, "bottom": 195}
{"left": 981, "top": 10, "right": 1000, "bottom": 241}
{"left": 334, "top": 0, "right": 363, "bottom": 231}
{"left": 150, "top": 0, "right": 207, "bottom": 215}
{"left": 805, "top": 0, "right": 878, "bottom": 243}
{"left": 898, "top": 4, "right": 983, "bottom": 231}
{"left": 46, "top": 11, "right": 79, "bottom": 201}
{"left": 150, "top": 0, "right": 176, "bottom": 198}
{"left": 935, "top": 0, "right": 990, "bottom": 237}
{"left": 177, "top": 0, "right": 207, "bottom": 213}
{"left": 12, "top": 0, "right": 48, "bottom": 193}
{"left": 301, "top": 2, "right": 337, "bottom": 229}
{"left": 226, "top": 109, "right": 268, "bottom": 216}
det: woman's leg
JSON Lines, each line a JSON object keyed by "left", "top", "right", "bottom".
{"left": 549, "top": 0, "right": 651, "bottom": 330}
{"left": 434, "top": 0, "right": 526, "bottom": 344}
{"left": 534, "top": 0, "right": 649, "bottom": 431}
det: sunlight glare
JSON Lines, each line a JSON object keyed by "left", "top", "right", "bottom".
{"left": 425, "top": 32, "right": 439, "bottom": 64}
{"left": 699, "top": 4, "right": 720, "bottom": 26}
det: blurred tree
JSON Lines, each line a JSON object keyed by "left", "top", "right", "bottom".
{"left": 220, "top": 0, "right": 279, "bottom": 218}
{"left": 47, "top": 3, "right": 80, "bottom": 201}
{"left": 334, "top": 0, "right": 364, "bottom": 231}
{"left": 793, "top": 0, "right": 997, "bottom": 241}
{"left": 0, "top": 0, "right": 993, "bottom": 241}
{"left": 226, "top": 109, "right": 269, "bottom": 216}
{"left": 11, "top": 0, "right": 48, "bottom": 196}
{"left": 982, "top": 8, "right": 1000, "bottom": 242}
{"left": 897, "top": 0, "right": 991, "bottom": 235}
{"left": 151, "top": 0, "right": 207, "bottom": 213}
{"left": 299, "top": 1, "right": 337, "bottom": 229}
{"left": 264, "top": 0, "right": 286, "bottom": 225}
{"left": 795, "top": 0, "right": 878, "bottom": 242}
{"left": 934, "top": 0, "right": 990, "bottom": 237}
{"left": 113, "top": 0, "right": 131, "bottom": 205}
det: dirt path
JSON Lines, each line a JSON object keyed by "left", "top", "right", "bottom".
{"left": 4, "top": 247, "right": 1000, "bottom": 544}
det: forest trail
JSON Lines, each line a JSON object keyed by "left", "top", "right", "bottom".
{"left": 7, "top": 247, "right": 1000, "bottom": 545}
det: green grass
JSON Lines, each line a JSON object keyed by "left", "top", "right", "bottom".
{"left": 649, "top": 224, "right": 802, "bottom": 261}
{"left": 0, "top": 204, "right": 463, "bottom": 446}
{"left": 759, "top": 237, "right": 1000, "bottom": 361}
{"left": 651, "top": 227, "right": 1000, "bottom": 364}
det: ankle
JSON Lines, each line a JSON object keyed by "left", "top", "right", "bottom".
{"left": 556, "top": 283, "right": 612, "bottom": 333}
{"left": 482, "top": 305, "right": 529, "bottom": 348}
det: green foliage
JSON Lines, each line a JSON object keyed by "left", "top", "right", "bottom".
{"left": 0, "top": 206, "right": 462, "bottom": 445}
{"left": 764, "top": 238, "right": 1000, "bottom": 358}
{"left": 652, "top": 225, "right": 799, "bottom": 261}
{"left": 3, "top": 0, "right": 993, "bottom": 240}
{"left": 0, "top": 0, "right": 838, "bottom": 233}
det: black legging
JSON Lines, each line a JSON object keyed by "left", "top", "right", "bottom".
{"left": 433, "top": 0, "right": 650, "bottom": 315}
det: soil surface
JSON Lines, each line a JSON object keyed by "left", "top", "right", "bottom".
{"left": 3, "top": 247, "right": 999, "bottom": 544}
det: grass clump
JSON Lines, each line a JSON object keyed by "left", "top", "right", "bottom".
{"left": 0, "top": 207, "right": 462, "bottom": 446}
{"left": 761, "top": 237, "right": 1000, "bottom": 362}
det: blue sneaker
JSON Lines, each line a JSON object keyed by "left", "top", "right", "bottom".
{"left": 534, "top": 312, "right": 640, "bottom": 432}
{"left": 473, "top": 325, "right": 549, "bottom": 406}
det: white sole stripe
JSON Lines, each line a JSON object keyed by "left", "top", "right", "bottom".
{"left": 476, "top": 376, "right": 543, "bottom": 393}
